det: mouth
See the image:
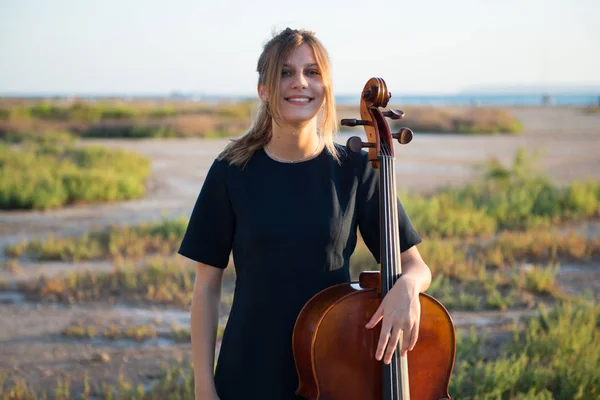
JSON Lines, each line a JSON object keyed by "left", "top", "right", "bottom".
{"left": 285, "top": 96, "right": 313, "bottom": 104}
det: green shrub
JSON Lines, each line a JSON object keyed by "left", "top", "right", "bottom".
{"left": 401, "top": 191, "right": 497, "bottom": 238}
{"left": 68, "top": 101, "right": 102, "bottom": 122}
{"left": 29, "top": 102, "right": 68, "bottom": 120}
{"left": 408, "top": 149, "right": 600, "bottom": 235}
{"left": 84, "top": 123, "right": 176, "bottom": 138}
{"left": 99, "top": 106, "right": 136, "bottom": 119}
{"left": 1, "top": 131, "right": 77, "bottom": 145}
{"left": 147, "top": 107, "right": 177, "bottom": 118}
{"left": 0, "top": 108, "right": 10, "bottom": 120}
{"left": 451, "top": 302, "right": 600, "bottom": 399}
{"left": 0, "top": 142, "right": 151, "bottom": 210}
{"left": 388, "top": 106, "right": 523, "bottom": 135}
{"left": 563, "top": 180, "right": 599, "bottom": 217}
{"left": 5, "top": 217, "right": 188, "bottom": 261}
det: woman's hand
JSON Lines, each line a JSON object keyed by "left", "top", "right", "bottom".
{"left": 365, "top": 275, "right": 421, "bottom": 364}
{"left": 363, "top": 245, "right": 431, "bottom": 364}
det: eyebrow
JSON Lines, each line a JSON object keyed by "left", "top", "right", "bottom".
{"left": 283, "top": 63, "right": 319, "bottom": 68}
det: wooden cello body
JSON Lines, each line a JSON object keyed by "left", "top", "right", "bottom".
{"left": 292, "top": 78, "right": 456, "bottom": 400}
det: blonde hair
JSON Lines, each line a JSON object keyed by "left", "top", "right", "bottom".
{"left": 218, "top": 28, "right": 339, "bottom": 167}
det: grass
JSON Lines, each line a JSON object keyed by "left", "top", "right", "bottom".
{"left": 15, "top": 221, "right": 596, "bottom": 311}
{"left": 1, "top": 142, "right": 599, "bottom": 397}
{"left": 0, "top": 99, "right": 523, "bottom": 139}
{"left": 450, "top": 302, "right": 600, "bottom": 399}
{"left": 21, "top": 256, "right": 196, "bottom": 307}
{"left": 336, "top": 105, "right": 523, "bottom": 134}
{"left": 394, "top": 106, "right": 523, "bottom": 134}
{"left": 402, "top": 149, "right": 600, "bottom": 236}
{"left": 0, "top": 99, "right": 253, "bottom": 139}
{"left": 19, "top": 253, "right": 236, "bottom": 310}
{"left": 0, "top": 140, "right": 151, "bottom": 210}
{"left": 1, "top": 302, "right": 597, "bottom": 399}
{"left": 582, "top": 106, "right": 600, "bottom": 115}
{"left": 5, "top": 217, "right": 187, "bottom": 261}
{"left": 5, "top": 149, "right": 599, "bottom": 260}
{"left": 61, "top": 320, "right": 224, "bottom": 345}
{"left": 0, "top": 361, "right": 197, "bottom": 400}
{"left": 7, "top": 206, "right": 597, "bottom": 311}
{"left": 1, "top": 131, "right": 77, "bottom": 145}
{"left": 5, "top": 157, "right": 598, "bottom": 311}
{"left": 351, "top": 220, "right": 599, "bottom": 310}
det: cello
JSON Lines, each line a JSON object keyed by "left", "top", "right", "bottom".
{"left": 292, "top": 78, "right": 456, "bottom": 400}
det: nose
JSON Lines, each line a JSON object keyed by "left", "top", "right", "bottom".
{"left": 291, "top": 72, "right": 308, "bottom": 89}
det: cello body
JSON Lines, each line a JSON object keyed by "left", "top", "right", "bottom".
{"left": 293, "top": 272, "right": 455, "bottom": 400}
{"left": 292, "top": 78, "right": 456, "bottom": 399}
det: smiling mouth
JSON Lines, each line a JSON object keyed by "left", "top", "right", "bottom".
{"left": 285, "top": 97, "right": 313, "bottom": 104}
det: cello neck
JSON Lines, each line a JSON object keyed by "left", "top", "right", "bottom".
{"left": 379, "top": 151, "right": 411, "bottom": 400}
{"left": 379, "top": 153, "right": 402, "bottom": 295}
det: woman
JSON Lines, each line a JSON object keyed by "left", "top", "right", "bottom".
{"left": 178, "top": 27, "right": 432, "bottom": 400}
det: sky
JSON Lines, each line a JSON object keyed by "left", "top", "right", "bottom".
{"left": 0, "top": 0, "right": 599, "bottom": 96}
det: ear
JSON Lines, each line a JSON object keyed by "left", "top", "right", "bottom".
{"left": 257, "top": 83, "right": 268, "bottom": 102}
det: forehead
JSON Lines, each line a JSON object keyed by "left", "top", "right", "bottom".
{"left": 284, "top": 43, "right": 318, "bottom": 66}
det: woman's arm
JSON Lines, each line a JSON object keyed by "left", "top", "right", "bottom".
{"left": 190, "top": 262, "right": 224, "bottom": 400}
{"left": 398, "top": 245, "right": 432, "bottom": 294}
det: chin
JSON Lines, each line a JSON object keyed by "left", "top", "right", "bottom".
{"left": 278, "top": 114, "right": 319, "bottom": 126}
{"left": 279, "top": 108, "right": 320, "bottom": 124}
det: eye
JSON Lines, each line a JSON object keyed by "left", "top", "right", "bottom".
{"left": 281, "top": 69, "right": 293, "bottom": 77}
{"left": 306, "top": 69, "right": 320, "bottom": 76}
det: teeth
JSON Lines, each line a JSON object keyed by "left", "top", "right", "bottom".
{"left": 288, "top": 97, "right": 310, "bottom": 102}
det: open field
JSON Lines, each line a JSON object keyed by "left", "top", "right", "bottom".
{"left": 0, "top": 106, "right": 599, "bottom": 398}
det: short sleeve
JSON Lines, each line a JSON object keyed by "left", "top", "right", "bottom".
{"left": 177, "top": 159, "right": 235, "bottom": 269}
{"left": 357, "top": 152, "right": 422, "bottom": 263}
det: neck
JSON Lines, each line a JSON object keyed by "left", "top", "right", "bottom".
{"left": 267, "top": 119, "right": 322, "bottom": 161}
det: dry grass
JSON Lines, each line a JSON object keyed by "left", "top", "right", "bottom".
{"left": 338, "top": 105, "right": 523, "bottom": 134}
{"left": 0, "top": 99, "right": 522, "bottom": 139}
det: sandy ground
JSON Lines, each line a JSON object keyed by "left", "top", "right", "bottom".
{"left": 0, "top": 107, "right": 599, "bottom": 396}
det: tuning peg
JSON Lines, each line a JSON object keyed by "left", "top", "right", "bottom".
{"left": 383, "top": 109, "right": 404, "bottom": 120}
{"left": 392, "top": 128, "right": 413, "bottom": 145}
{"left": 341, "top": 119, "right": 369, "bottom": 127}
{"left": 346, "top": 136, "right": 375, "bottom": 153}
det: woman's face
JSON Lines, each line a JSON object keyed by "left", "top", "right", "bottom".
{"left": 264, "top": 44, "right": 326, "bottom": 126}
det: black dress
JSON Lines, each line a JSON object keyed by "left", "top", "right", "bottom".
{"left": 178, "top": 144, "right": 422, "bottom": 400}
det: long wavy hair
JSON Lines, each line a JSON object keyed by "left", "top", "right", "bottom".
{"left": 218, "top": 28, "right": 340, "bottom": 167}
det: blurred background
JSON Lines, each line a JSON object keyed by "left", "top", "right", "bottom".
{"left": 2, "top": 0, "right": 599, "bottom": 102}
{"left": 1, "top": 1, "right": 599, "bottom": 399}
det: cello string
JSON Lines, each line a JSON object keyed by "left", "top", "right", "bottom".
{"left": 382, "top": 147, "right": 399, "bottom": 399}
{"left": 379, "top": 147, "right": 392, "bottom": 398}
{"left": 391, "top": 155, "right": 403, "bottom": 400}
{"left": 388, "top": 154, "right": 400, "bottom": 400}
{"left": 384, "top": 144, "right": 404, "bottom": 399}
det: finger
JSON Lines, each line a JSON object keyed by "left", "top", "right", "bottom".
{"left": 375, "top": 321, "right": 392, "bottom": 361}
{"left": 383, "top": 324, "right": 403, "bottom": 365}
{"left": 365, "top": 304, "right": 384, "bottom": 329}
{"left": 398, "top": 321, "right": 413, "bottom": 357}
{"left": 399, "top": 319, "right": 419, "bottom": 357}
{"left": 408, "top": 318, "right": 420, "bottom": 352}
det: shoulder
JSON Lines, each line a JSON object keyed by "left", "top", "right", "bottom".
{"left": 331, "top": 143, "right": 372, "bottom": 182}
{"left": 331, "top": 142, "right": 369, "bottom": 168}
{"left": 213, "top": 153, "right": 252, "bottom": 176}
